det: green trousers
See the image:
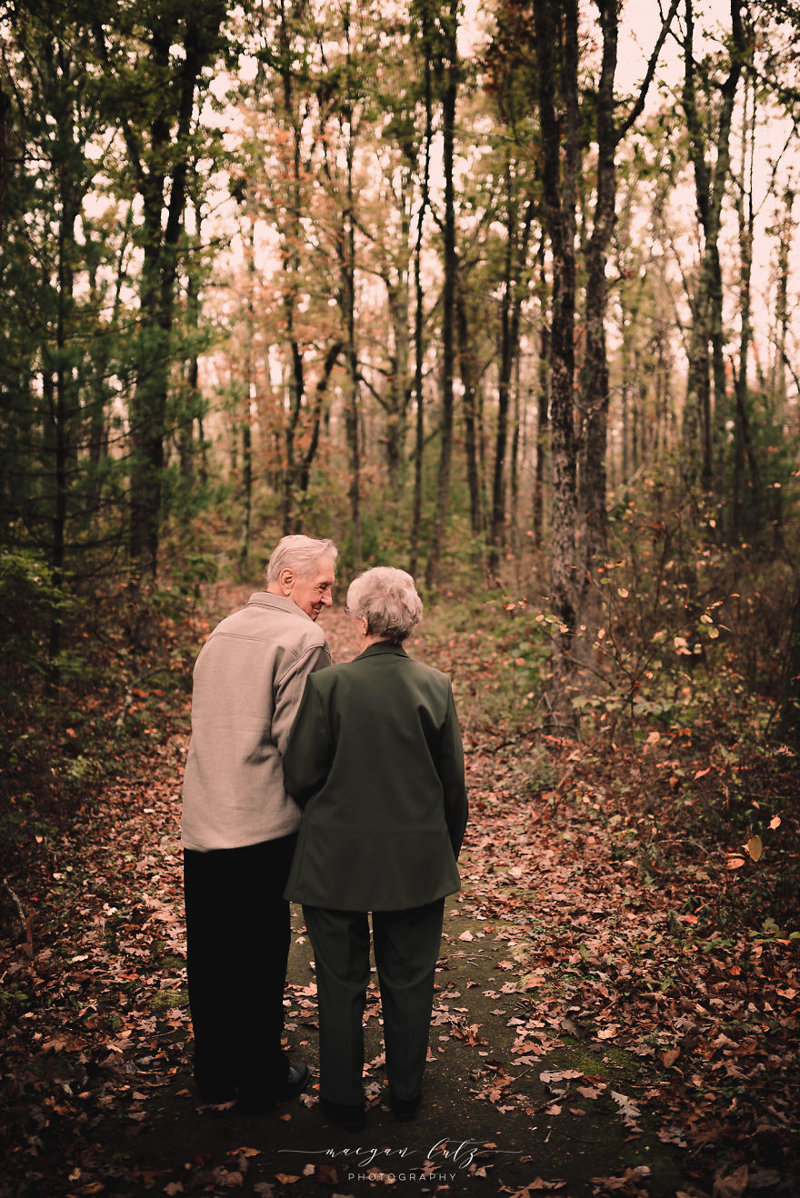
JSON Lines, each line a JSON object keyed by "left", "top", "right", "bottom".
{"left": 303, "top": 899, "right": 445, "bottom": 1107}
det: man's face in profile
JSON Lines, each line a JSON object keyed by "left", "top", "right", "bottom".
{"left": 286, "top": 559, "right": 335, "bottom": 621}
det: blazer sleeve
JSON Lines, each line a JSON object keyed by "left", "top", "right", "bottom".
{"left": 437, "top": 685, "right": 468, "bottom": 857}
{"left": 282, "top": 675, "right": 332, "bottom": 808}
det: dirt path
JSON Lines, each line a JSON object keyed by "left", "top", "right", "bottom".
{"left": 97, "top": 888, "right": 690, "bottom": 1198}
{"left": 0, "top": 599, "right": 768, "bottom": 1197}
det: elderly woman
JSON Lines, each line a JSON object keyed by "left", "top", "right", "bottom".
{"left": 283, "top": 567, "right": 468, "bottom": 1132}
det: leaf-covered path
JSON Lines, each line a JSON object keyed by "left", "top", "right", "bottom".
{"left": 1, "top": 597, "right": 798, "bottom": 1198}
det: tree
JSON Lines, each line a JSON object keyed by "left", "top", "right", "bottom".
{"left": 425, "top": 0, "right": 461, "bottom": 590}
{"left": 93, "top": 0, "right": 229, "bottom": 576}
{"left": 0, "top": 0, "right": 127, "bottom": 678}
{"left": 223, "top": 0, "right": 348, "bottom": 539}
{"left": 530, "top": 0, "right": 678, "bottom": 727}
{"left": 481, "top": 1, "right": 542, "bottom": 573}
{"left": 319, "top": 0, "right": 368, "bottom": 569}
{"left": 577, "top": 0, "right": 678, "bottom": 647}
{"left": 409, "top": 0, "right": 435, "bottom": 577}
{"left": 679, "top": 0, "right": 746, "bottom": 490}
{"left": 731, "top": 64, "right": 764, "bottom": 536}
{"left": 531, "top": 0, "right": 581, "bottom": 727}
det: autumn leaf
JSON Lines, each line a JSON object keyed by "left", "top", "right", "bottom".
{"left": 591, "top": 1164, "right": 651, "bottom": 1191}
{"left": 712, "top": 1164, "right": 749, "bottom": 1198}
{"left": 746, "top": 835, "right": 763, "bottom": 862}
{"left": 610, "top": 1092, "right": 642, "bottom": 1132}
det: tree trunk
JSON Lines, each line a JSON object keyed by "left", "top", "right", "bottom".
{"left": 531, "top": 0, "right": 677, "bottom": 724}
{"left": 121, "top": 9, "right": 219, "bottom": 576}
{"left": 489, "top": 161, "right": 534, "bottom": 574}
{"left": 238, "top": 220, "right": 254, "bottom": 563}
{"left": 510, "top": 349, "right": 523, "bottom": 562}
{"left": 456, "top": 265, "right": 485, "bottom": 554}
{"left": 532, "top": 245, "right": 550, "bottom": 549}
{"left": 275, "top": 0, "right": 311, "bottom": 536}
{"left": 298, "top": 341, "right": 343, "bottom": 497}
{"left": 425, "top": 0, "right": 459, "bottom": 591}
{"left": 772, "top": 188, "right": 794, "bottom": 419}
{"left": 681, "top": 0, "right": 745, "bottom": 491}
{"left": 383, "top": 180, "right": 412, "bottom": 497}
{"left": 732, "top": 71, "right": 762, "bottom": 537}
{"left": 129, "top": 201, "right": 171, "bottom": 575}
{"left": 342, "top": 11, "right": 361, "bottom": 568}
{"left": 47, "top": 76, "right": 82, "bottom": 687}
{"left": 577, "top": 0, "right": 618, "bottom": 652}
{"left": 181, "top": 193, "right": 203, "bottom": 486}
{"left": 0, "top": 84, "right": 8, "bottom": 240}
{"left": 409, "top": 0, "right": 434, "bottom": 579}
{"left": 532, "top": 0, "right": 580, "bottom": 730}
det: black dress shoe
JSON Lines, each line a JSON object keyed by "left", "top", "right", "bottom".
{"left": 320, "top": 1097, "right": 367, "bottom": 1132}
{"left": 282, "top": 1059, "right": 311, "bottom": 1101}
{"left": 389, "top": 1092, "right": 420, "bottom": 1122}
{"left": 237, "top": 1060, "right": 310, "bottom": 1113}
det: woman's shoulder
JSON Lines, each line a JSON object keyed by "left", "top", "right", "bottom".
{"left": 392, "top": 653, "right": 454, "bottom": 700}
{"left": 403, "top": 652, "right": 450, "bottom": 681}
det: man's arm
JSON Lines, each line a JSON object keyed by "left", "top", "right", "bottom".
{"left": 272, "top": 641, "right": 330, "bottom": 759}
{"left": 282, "top": 676, "right": 332, "bottom": 807}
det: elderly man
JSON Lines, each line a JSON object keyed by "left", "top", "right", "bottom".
{"left": 182, "top": 535, "right": 337, "bottom": 1111}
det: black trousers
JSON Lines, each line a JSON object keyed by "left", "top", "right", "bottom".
{"left": 183, "top": 834, "right": 297, "bottom": 1103}
{"left": 303, "top": 899, "right": 445, "bottom": 1107}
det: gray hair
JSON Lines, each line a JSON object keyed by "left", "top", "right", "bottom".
{"left": 346, "top": 567, "right": 423, "bottom": 644}
{"left": 266, "top": 535, "right": 338, "bottom": 582}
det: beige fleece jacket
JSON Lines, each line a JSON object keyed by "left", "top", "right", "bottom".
{"left": 181, "top": 592, "right": 331, "bottom": 851}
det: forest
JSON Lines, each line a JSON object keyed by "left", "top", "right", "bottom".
{"left": 1, "top": 0, "right": 799, "bottom": 1195}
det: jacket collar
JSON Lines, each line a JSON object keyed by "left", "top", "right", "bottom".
{"left": 357, "top": 641, "right": 409, "bottom": 660}
{"left": 246, "top": 590, "right": 314, "bottom": 621}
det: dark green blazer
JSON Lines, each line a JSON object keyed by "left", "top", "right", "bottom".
{"left": 283, "top": 641, "right": 468, "bottom": 911}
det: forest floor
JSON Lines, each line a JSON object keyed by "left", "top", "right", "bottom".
{"left": 1, "top": 589, "right": 799, "bottom": 1198}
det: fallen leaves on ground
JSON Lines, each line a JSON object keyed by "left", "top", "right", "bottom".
{"left": 1, "top": 602, "right": 798, "bottom": 1197}
{"left": 444, "top": 711, "right": 799, "bottom": 1192}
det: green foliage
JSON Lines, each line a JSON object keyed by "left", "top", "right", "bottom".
{"left": 0, "top": 558, "right": 210, "bottom": 910}
{"left": 150, "top": 988, "right": 190, "bottom": 1015}
{"left": 421, "top": 577, "right": 800, "bottom": 937}
{"left": 563, "top": 475, "right": 798, "bottom": 740}
{"left": 418, "top": 586, "right": 552, "bottom": 735}
{"left": 0, "top": 550, "right": 72, "bottom": 676}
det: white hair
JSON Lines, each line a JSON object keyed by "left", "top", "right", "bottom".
{"left": 346, "top": 567, "right": 423, "bottom": 644}
{"left": 266, "top": 535, "right": 338, "bottom": 582}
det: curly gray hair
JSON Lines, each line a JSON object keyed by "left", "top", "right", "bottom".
{"left": 346, "top": 567, "right": 423, "bottom": 644}
{"left": 266, "top": 535, "right": 338, "bottom": 582}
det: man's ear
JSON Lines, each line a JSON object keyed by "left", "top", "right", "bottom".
{"left": 278, "top": 567, "right": 295, "bottom": 595}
